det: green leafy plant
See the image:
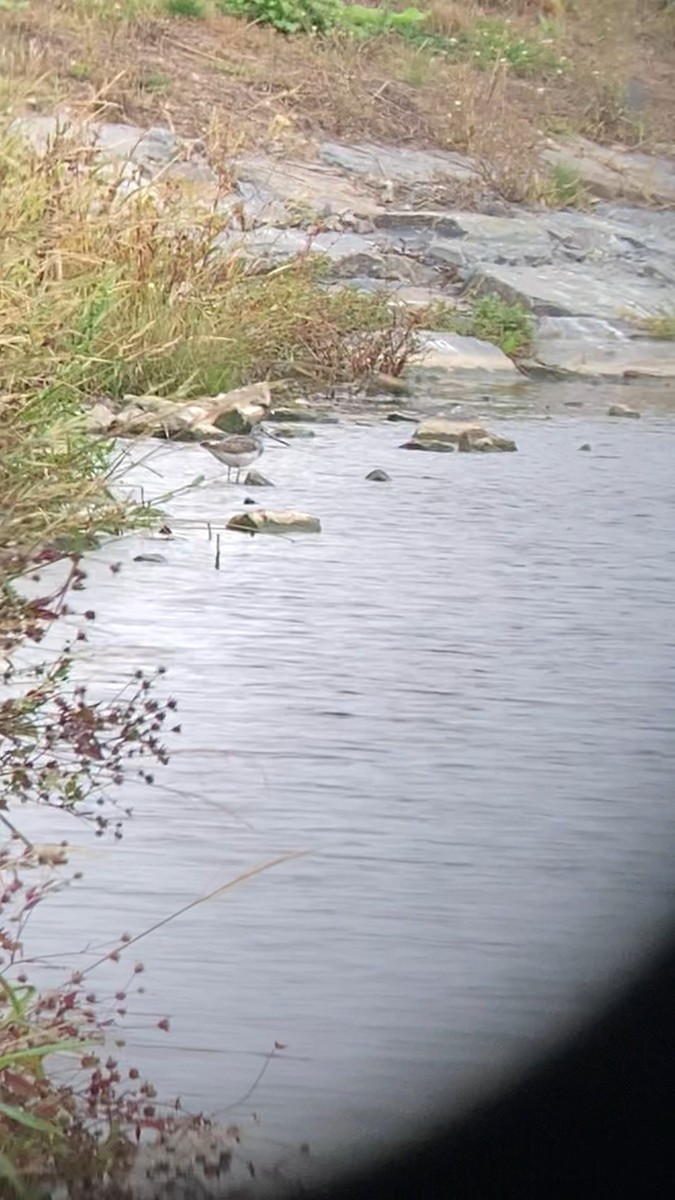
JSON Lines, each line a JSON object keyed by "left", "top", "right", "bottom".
{"left": 420, "top": 293, "right": 533, "bottom": 358}
{"left": 164, "top": 0, "right": 207, "bottom": 15}
{"left": 469, "top": 293, "right": 534, "bottom": 356}
{"left": 217, "top": 0, "right": 341, "bottom": 34}
{"left": 337, "top": 3, "right": 427, "bottom": 37}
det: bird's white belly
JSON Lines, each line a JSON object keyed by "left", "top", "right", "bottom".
{"left": 217, "top": 448, "right": 261, "bottom": 468}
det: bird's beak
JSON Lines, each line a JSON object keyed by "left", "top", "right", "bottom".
{"left": 260, "top": 426, "right": 289, "bottom": 447}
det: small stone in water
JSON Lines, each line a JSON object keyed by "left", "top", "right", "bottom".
{"left": 243, "top": 496, "right": 257, "bottom": 505}
{"left": 608, "top": 403, "right": 641, "bottom": 418}
{"left": 366, "top": 469, "right": 391, "bottom": 481}
{"left": 579, "top": 443, "right": 592, "bottom": 451}
{"left": 133, "top": 554, "right": 167, "bottom": 563}
{"left": 244, "top": 469, "right": 274, "bottom": 487}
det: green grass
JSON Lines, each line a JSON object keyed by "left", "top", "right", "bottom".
{"left": 641, "top": 309, "right": 675, "bottom": 339}
{"left": 213, "top": 1, "right": 566, "bottom": 75}
{"left": 421, "top": 294, "right": 534, "bottom": 358}
{"left": 165, "top": 0, "right": 207, "bottom": 16}
{"left": 539, "top": 162, "right": 592, "bottom": 209}
{"left": 0, "top": 130, "right": 416, "bottom": 408}
{"left": 468, "top": 294, "right": 533, "bottom": 356}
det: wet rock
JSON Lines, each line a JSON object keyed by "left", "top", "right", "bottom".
{"left": 401, "top": 437, "right": 456, "bottom": 452}
{"left": 366, "top": 469, "right": 391, "bottom": 481}
{"left": 244, "top": 469, "right": 274, "bottom": 486}
{"left": 406, "top": 331, "right": 518, "bottom": 378}
{"left": 579, "top": 443, "right": 592, "bottom": 451}
{"left": 608, "top": 403, "right": 641, "bottom": 418}
{"left": 227, "top": 511, "right": 321, "bottom": 534}
{"left": 402, "top": 418, "right": 517, "bottom": 453}
{"left": 202, "top": 382, "right": 272, "bottom": 433}
{"left": 272, "top": 426, "right": 315, "bottom": 439}
{"left": 533, "top": 316, "right": 675, "bottom": 380}
{"left": 471, "top": 262, "right": 672, "bottom": 322}
{"left": 111, "top": 384, "right": 272, "bottom": 439}
{"left": 269, "top": 406, "right": 337, "bottom": 423}
{"left": 385, "top": 411, "right": 418, "bottom": 423}
{"left": 107, "top": 396, "right": 221, "bottom": 440}
{"left": 133, "top": 553, "right": 167, "bottom": 563}
{"left": 243, "top": 496, "right": 257, "bottom": 505}
{"left": 364, "top": 373, "right": 411, "bottom": 397}
{"left": 165, "top": 421, "right": 223, "bottom": 442}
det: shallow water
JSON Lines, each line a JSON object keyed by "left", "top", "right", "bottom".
{"left": 18, "top": 393, "right": 675, "bottom": 1180}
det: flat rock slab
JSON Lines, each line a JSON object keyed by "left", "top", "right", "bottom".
{"left": 9, "top": 115, "right": 215, "bottom": 184}
{"left": 402, "top": 417, "right": 517, "bottom": 453}
{"left": 320, "top": 141, "right": 479, "bottom": 187}
{"left": 541, "top": 136, "right": 675, "bottom": 206}
{"left": 212, "top": 225, "right": 389, "bottom": 278}
{"left": 471, "top": 262, "right": 674, "bottom": 321}
{"left": 234, "top": 153, "right": 384, "bottom": 218}
{"left": 533, "top": 316, "right": 675, "bottom": 379}
{"left": 407, "top": 331, "right": 518, "bottom": 377}
{"left": 227, "top": 511, "right": 321, "bottom": 534}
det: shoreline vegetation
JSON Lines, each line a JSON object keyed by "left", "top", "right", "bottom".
{"left": 1, "top": 0, "right": 674, "bottom": 1193}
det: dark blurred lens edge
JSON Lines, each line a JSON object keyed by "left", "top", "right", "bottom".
{"left": 309, "top": 929, "right": 675, "bottom": 1199}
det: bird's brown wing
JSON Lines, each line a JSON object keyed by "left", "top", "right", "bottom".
{"left": 203, "top": 436, "right": 256, "bottom": 456}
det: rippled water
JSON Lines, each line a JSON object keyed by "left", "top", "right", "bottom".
{"left": 19, "top": 391, "right": 675, "bottom": 1180}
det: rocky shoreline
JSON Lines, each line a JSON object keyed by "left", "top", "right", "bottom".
{"left": 12, "top": 113, "right": 675, "bottom": 434}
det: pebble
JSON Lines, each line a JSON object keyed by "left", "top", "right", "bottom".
{"left": 608, "top": 404, "right": 641, "bottom": 418}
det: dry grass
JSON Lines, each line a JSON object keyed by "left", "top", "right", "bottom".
{"left": 0, "top": 127, "right": 418, "bottom": 453}
{"left": 0, "top": 0, "right": 672, "bottom": 168}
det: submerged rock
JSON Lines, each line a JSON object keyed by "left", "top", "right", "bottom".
{"left": 227, "top": 511, "right": 321, "bottom": 534}
{"left": 401, "top": 417, "right": 517, "bottom": 453}
{"left": 244, "top": 469, "right": 274, "bottom": 487}
{"left": 366, "top": 469, "right": 391, "bottom": 481}
{"left": 365, "top": 373, "right": 411, "bottom": 397}
{"left": 402, "top": 438, "right": 456, "bottom": 452}
{"left": 579, "top": 443, "right": 592, "bottom": 451}
{"left": 533, "top": 316, "right": 675, "bottom": 380}
{"left": 133, "top": 553, "right": 167, "bottom": 563}
{"left": 608, "top": 403, "right": 641, "bottom": 418}
{"left": 269, "top": 406, "right": 337, "bottom": 423}
{"left": 272, "top": 426, "right": 315, "bottom": 439}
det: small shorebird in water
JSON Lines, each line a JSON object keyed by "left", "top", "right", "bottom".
{"left": 200, "top": 426, "right": 288, "bottom": 482}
